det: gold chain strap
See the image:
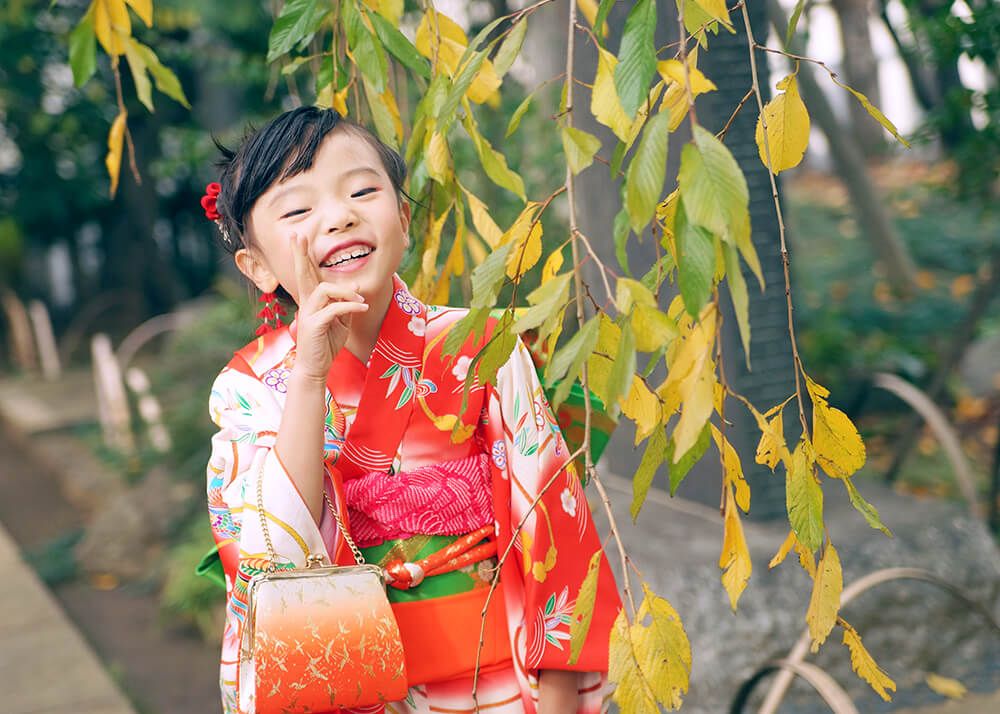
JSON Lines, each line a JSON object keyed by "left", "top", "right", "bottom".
{"left": 255, "top": 457, "right": 366, "bottom": 571}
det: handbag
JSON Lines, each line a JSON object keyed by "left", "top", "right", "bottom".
{"left": 239, "top": 463, "right": 408, "bottom": 713}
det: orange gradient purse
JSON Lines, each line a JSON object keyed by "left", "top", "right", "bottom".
{"left": 239, "top": 468, "right": 407, "bottom": 713}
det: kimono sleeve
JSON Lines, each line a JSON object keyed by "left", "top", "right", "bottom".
{"left": 206, "top": 363, "right": 329, "bottom": 587}
{"left": 487, "top": 338, "right": 622, "bottom": 675}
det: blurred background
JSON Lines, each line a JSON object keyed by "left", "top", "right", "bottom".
{"left": 0, "top": 1, "right": 998, "bottom": 713}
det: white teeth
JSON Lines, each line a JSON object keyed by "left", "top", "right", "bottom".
{"left": 320, "top": 246, "right": 373, "bottom": 268}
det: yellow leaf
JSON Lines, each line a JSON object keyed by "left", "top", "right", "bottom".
{"left": 317, "top": 84, "right": 349, "bottom": 115}
{"left": 432, "top": 220, "right": 465, "bottom": 305}
{"left": 806, "top": 374, "right": 866, "bottom": 478}
{"left": 425, "top": 130, "right": 451, "bottom": 184}
{"left": 540, "top": 246, "right": 564, "bottom": 285}
{"left": 794, "top": 537, "right": 817, "bottom": 578}
{"left": 415, "top": 9, "right": 500, "bottom": 104}
{"left": 719, "top": 488, "right": 751, "bottom": 610}
{"left": 658, "top": 304, "right": 715, "bottom": 420}
{"left": 787, "top": 438, "right": 824, "bottom": 553}
{"left": 576, "top": 0, "right": 608, "bottom": 37}
{"left": 769, "top": 530, "right": 796, "bottom": 569}
{"left": 657, "top": 58, "right": 717, "bottom": 132}
{"left": 568, "top": 550, "right": 603, "bottom": 665}
{"left": 631, "top": 305, "right": 678, "bottom": 353}
{"left": 412, "top": 204, "right": 451, "bottom": 301}
{"left": 93, "top": 0, "right": 131, "bottom": 56}
{"left": 755, "top": 407, "right": 788, "bottom": 470}
{"left": 460, "top": 183, "right": 503, "bottom": 249}
{"left": 842, "top": 619, "right": 896, "bottom": 701}
{"left": 125, "top": 0, "right": 152, "bottom": 26}
{"left": 381, "top": 85, "right": 403, "bottom": 145}
{"left": 672, "top": 355, "right": 715, "bottom": 462}
{"left": 465, "top": 229, "right": 487, "bottom": 265}
{"left": 502, "top": 203, "right": 543, "bottom": 280}
{"left": 588, "top": 314, "right": 621, "bottom": 405}
{"left": 755, "top": 73, "right": 810, "bottom": 174}
{"left": 623, "top": 376, "right": 661, "bottom": 444}
{"left": 925, "top": 673, "right": 966, "bottom": 700}
{"left": 616, "top": 278, "right": 658, "bottom": 313}
{"left": 831, "top": 76, "right": 910, "bottom": 147}
{"left": 711, "top": 424, "right": 749, "bottom": 512}
{"left": 105, "top": 109, "right": 127, "bottom": 197}
{"left": 693, "top": 0, "right": 732, "bottom": 25}
{"left": 806, "top": 542, "right": 842, "bottom": 652}
{"left": 591, "top": 47, "right": 632, "bottom": 142}
{"left": 609, "top": 585, "right": 692, "bottom": 712}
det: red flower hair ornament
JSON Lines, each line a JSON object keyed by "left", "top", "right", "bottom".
{"left": 200, "top": 181, "right": 231, "bottom": 246}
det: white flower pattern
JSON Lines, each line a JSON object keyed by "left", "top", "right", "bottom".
{"left": 451, "top": 355, "right": 472, "bottom": 382}
{"left": 407, "top": 315, "right": 426, "bottom": 336}
{"left": 560, "top": 487, "right": 577, "bottom": 518}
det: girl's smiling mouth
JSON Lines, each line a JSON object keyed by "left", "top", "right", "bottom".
{"left": 319, "top": 242, "right": 375, "bottom": 271}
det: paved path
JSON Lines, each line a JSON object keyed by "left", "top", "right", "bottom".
{"left": 0, "top": 521, "right": 135, "bottom": 714}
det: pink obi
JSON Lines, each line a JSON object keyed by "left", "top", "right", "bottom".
{"left": 343, "top": 453, "right": 494, "bottom": 548}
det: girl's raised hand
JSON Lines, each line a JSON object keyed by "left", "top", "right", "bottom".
{"left": 290, "top": 232, "right": 368, "bottom": 383}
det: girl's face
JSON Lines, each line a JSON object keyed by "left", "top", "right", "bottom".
{"left": 240, "top": 129, "right": 410, "bottom": 305}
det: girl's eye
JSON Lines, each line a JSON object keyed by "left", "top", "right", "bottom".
{"left": 280, "top": 208, "right": 308, "bottom": 219}
{"left": 351, "top": 187, "right": 377, "bottom": 198}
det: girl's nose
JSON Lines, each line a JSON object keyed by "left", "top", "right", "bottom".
{"left": 324, "top": 202, "right": 358, "bottom": 234}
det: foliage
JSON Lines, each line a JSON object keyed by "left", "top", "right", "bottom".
{"left": 48, "top": 0, "right": 924, "bottom": 705}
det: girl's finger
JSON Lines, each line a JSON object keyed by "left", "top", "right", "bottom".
{"left": 310, "top": 300, "right": 369, "bottom": 328}
{"left": 291, "top": 233, "right": 317, "bottom": 301}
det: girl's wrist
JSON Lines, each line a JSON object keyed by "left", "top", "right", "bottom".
{"left": 290, "top": 364, "right": 329, "bottom": 389}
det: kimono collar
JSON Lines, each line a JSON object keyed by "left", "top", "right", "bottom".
{"left": 332, "top": 275, "right": 429, "bottom": 480}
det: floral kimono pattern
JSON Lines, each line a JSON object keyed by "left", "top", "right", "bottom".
{"left": 206, "top": 276, "right": 621, "bottom": 713}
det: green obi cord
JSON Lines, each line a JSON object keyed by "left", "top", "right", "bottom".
{"left": 361, "top": 534, "right": 494, "bottom": 604}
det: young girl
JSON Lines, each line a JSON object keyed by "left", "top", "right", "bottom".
{"left": 204, "top": 106, "right": 621, "bottom": 714}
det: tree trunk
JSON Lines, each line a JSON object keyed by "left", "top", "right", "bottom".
{"left": 767, "top": 0, "right": 918, "bottom": 296}
{"left": 831, "top": 0, "right": 885, "bottom": 155}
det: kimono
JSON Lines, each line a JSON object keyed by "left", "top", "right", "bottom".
{"left": 206, "top": 276, "right": 621, "bottom": 713}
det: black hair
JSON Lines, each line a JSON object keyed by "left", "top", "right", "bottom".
{"left": 212, "top": 107, "right": 409, "bottom": 257}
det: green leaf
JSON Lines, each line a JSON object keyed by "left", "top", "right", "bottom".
{"left": 345, "top": 1, "right": 388, "bottom": 94}
{"left": 675, "top": 203, "right": 715, "bottom": 318}
{"left": 506, "top": 92, "right": 534, "bottom": 138}
{"left": 478, "top": 311, "right": 517, "bottom": 386}
{"left": 443, "top": 306, "right": 489, "bottom": 356}
{"left": 787, "top": 440, "right": 824, "bottom": 553}
{"left": 678, "top": 125, "right": 749, "bottom": 243}
{"left": 625, "top": 112, "right": 670, "bottom": 234}
{"left": 69, "top": 15, "right": 96, "bottom": 87}
{"left": 640, "top": 254, "right": 675, "bottom": 294}
{"left": 463, "top": 115, "right": 526, "bottom": 201}
{"left": 568, "top": 550, "right": 604, "bottom": 664}
{"left": 439, "top": 51, "right": 488, "bottom": 129}
{"left": 613, "top": 207, "right": 632, "bottom": 278}
{"left": 723, "top": 242, "right": 751, "bottom": 368}
{"left": 606, "top": 320, "right": 637, "bottom": 409}
{"left": 631, "top": 426, "right": 668, "bottom": 521}
{"left": 267, "top": 0, "right": 328, "bottom": 63}
{"left": 668, "top": 423, "right": 710, "bottom": 495}
{"left": 127, "top": 40, "right": 191, "bottom": 109}
{"left": 545, "top": 316, "right": 600, "bottom": 408}
{"left": 124, "top": 40, "right": 153, "bottom": 112}
{"left": 844, "top": 478, "right": 892, "bottom": 537}
{"left": 470, "top": 241, "right": 515, "bottom": 309}
{"left": 368, "top": 9, "right": 430, "bottom": 79}
{"left": 785, "top": 0, "right": 806, "bottom": 47}
{"left": 362, "top": 78, "right": 398, "bottom": 150}
{"left": 610, "top": 138, "right": 628, "bottom": 178}
{"left": 561, "top": 126, "right": 602, "bottom": 175}
{"left": 512, "top": 273, "right": 571, "bottom": 333}
{"left": 493, "top": 18, "right": 527, "bottom": 78}
{"left": 595, "top": 0, "right": 615, "bottom": 48}
{"left": 614, "top": 0, "right": 657, "bottom": 119}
